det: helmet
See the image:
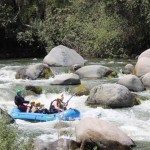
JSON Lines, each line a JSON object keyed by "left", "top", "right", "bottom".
{"left": 30, "top": 100, "right": 35, "bottom": 104}
{"left": 35, "top": 101, "right": 40, "bottom": 106}
{"left": 57, "top": 95, "right": 64, "bottom": 100}
{"left": 16, "top": 89, "right": 22, "bottom": 94}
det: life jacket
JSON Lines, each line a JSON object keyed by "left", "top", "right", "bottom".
{"left": 49, "top": 99, "right": 64, "bottom": 113}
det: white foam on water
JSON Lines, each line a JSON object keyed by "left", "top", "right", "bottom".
{"left": 1, "top": 90, "right": 150, "bottom": 143}
{"left": 0, "top": 70, "right": 16, "bottom": 81}
{"left": 0, "top": 62, "right": 150, "bottom": 144}
{"left": 120, "top": 125, "right": 150, "bottom": 141}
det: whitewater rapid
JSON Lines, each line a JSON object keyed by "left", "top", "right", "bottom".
{"left": 0, "top": 59, "right": 150, "bottom": 147}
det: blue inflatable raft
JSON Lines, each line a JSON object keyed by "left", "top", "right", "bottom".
{"left": 8, "top": 108, "right": 80, "bottom": 122}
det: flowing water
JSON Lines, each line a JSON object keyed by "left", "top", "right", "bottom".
{"left": 0, "top": 58, "right": 150, "bottom": 149}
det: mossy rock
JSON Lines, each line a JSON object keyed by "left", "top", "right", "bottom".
{"left": 15, "top": 63, "right": 53, "bottom": 80}
{"left": 132, "top": 92, "right": 149, "bottom": 101}
{"left": 134, "top": 97, "right": 141, "bottom": 105}
{"left": 122, "top": 70, "right": 130, "bottom": 74}
{"left": 25, "top": 85, "right": 42, "bottom": 94}
{"left": 38, "top": 67, "right": 53, "bottom": 79}
{"left": 105, "top": 71, "right": 118, "bottom": 78}
{"left": 76, "top": 88, "right": 90, "bottom": 96}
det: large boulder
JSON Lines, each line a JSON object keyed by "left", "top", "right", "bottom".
{"left": 135, "top": 49, "right": 150, "bottom": 77}
{"left": 75, "top": 65, "right": 117, "bottom": 78}
{"left": 15, "top": 63, "right": 53, "bottom": 80}
{"left": 51, "top": 73, "right": 81, "bottom": 85}
{"left": 43, "top": 45, "right": 85, "bottom": 67}
{"left": 86, "top": 83, "right": 135, "bottom": 108}
{"left": 76, "top": 117, "right": 135, "bottom": 150}
{"left": 118, "top": 75, "right": 144, "bottom": 92}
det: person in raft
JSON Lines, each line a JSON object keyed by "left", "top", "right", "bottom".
{"left": 49, "top": 94, "right": 67, "bottom": 113}
{"left": 14, "top": 89, "right": 29, "bottom": 112}
{"left": 29, "top": 101, "right": 49, "bottom": 114}
{"left": 26, "top": 100, "right": 35, "bottom": 113}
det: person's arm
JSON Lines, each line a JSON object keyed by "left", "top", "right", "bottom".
{"left": 20, "top": 96, "right": 29, "bottom": 104}
{"left": 23, "top": 100, "right": 29, "bottom": 104}
{"left": 61, "top": 101, "right": 67, "bottom": 110}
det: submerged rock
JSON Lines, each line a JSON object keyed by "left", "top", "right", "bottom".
{"left": 51, "top": 73, "right": 81, "bottom": 85}
{"left": 34, "top": 138, "right": 80, "bottom": 150}
{"left": 25, "top": 85, "right": 42, "bottom": 94}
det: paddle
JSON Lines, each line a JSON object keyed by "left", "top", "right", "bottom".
{"left": 65, "top": 84, "right": 85, "bottom": 106}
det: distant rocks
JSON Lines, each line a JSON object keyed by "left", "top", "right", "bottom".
{"left": 14, "top": 46, "right": 150, "bottom": 91}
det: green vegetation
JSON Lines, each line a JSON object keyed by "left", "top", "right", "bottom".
{"left": 134, "top": 97, "right": 141, "bottom": 105}
{"left": 0, "top": 0, "right": 150, "bottom": 58}
{"left": 0, "top": 115, "right": 34, "bottom": 150}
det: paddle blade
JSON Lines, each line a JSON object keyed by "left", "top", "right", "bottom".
{"left": 74, "top": 84, "right": 85, "bottom": 94}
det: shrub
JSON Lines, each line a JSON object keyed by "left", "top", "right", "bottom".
{"left": 0, "top": 115, "right": 34, "bottom": 150}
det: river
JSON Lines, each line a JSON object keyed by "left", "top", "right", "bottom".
{"left": 0, "top": 58, "right": 150, "bottom": 149}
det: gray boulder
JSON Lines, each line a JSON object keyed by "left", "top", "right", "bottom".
{"left": 16, "top": 63, "right": 53, "bottom": 80}
{"left": 43, "top": 45, "right": 85, "bottom": 66}
{"left": 135, "top": 49, "right": 150, "bottom": 77}
{"left": 122, "top": 64, "right": 134, "bottom": 74}
{"left": 75, "top": 65, "right": 117, "bottom": 78}
{"left": 51, "top": 73, "right": 81, "bottom": 85}
{"left": 141, "top": 72, "right": 150, "bottom": 89}
{"left": 86, "top": 83, "right": 135, "bottom": 108}
{"left": 76, "top": 117, "right": 135, "bottom": 150}
{"left": 118, "top": 75, "right": 144, "bottom": 92}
